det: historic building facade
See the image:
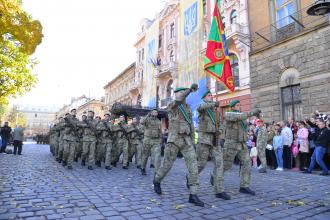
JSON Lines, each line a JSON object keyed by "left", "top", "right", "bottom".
{"left": 76, "top": 99, "right": 105, "bottom": 119}
{"left": 206, "top": 0, "right": 252, "bottom": 113}
{"left": 249, "top": 0, "right": 330, "bottom": 121}
{"left": 104, "top": 62, "right": 136, "bottom": 107}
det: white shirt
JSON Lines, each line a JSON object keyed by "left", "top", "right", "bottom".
{"left": 281, "top": 126, "right": 293, "bottom": 146}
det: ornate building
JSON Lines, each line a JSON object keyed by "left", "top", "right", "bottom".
{"left": 76, "top": 99, "right": 105, "bottom": 119}
{"left": 249, "top": 0, "right": 330, "bottom": 121}
{"left": 205, "top": 0, "right": 252, "bottom": 113}
{"left": 104, "top": 62, "right": 136, "bottom": 108}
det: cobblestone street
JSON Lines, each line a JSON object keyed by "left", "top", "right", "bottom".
{"left": 0, "top": 143, "right": 330, "bottom": 220}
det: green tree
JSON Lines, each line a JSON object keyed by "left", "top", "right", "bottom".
{"left": 0, "top": 0, "right": 43, "bottom": 105}
{"left": 6, "top": 105, "right": 27, "bottom": 127}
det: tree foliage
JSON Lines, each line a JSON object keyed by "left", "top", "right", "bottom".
{"left": 0, "top": 0, "right": 43, "bottom": 106}
{"left": 6, "top": 105, "right": 27, "bottom": 127}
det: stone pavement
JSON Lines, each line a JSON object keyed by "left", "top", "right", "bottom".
{"left": 0, "top": 143, "right": 329, "bottom": 220}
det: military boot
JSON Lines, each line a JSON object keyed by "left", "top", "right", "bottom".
{"left": 210, "top": 175, "right": 214, "bottom": 186}
{"left": 88, "top": 166, "right": 93, "bottom": 170}
{"left": 122, "top": 166, "right": 128, "bottom": 169}
{"left": 62, "top": 161, "right": 67, "bottom": 166}
{"left": 96, "top": 161, "right": 101, "bottom": 167}
{"left": 137, "top": 165, "right": 141, "bottom": 169}
{"left": 153, "top": 180, "right": 162, "bottom": 195}
{"left": 188, "top": 194, "right": 204, "bottom": 207}
{"left": 186, "top": 175, "right": 190, "bottom": 189}
{"left": 105, "top": 166, "right": 112, "bottom": 170}
{"left": 81, "top": 160, "right": 85, "bottom": 166}
{"left": 150, "top": 164, "right": 155, "bottom": 168}
{"left": 57, "top": 159, "right": 62, "bottom": 164}
{"left": 67, "top": 165, "right": 73, "bottom": 170}
{"left": 239, "top": 187, "right": 256, "bottom": 196}
{"left": 215, "top": 192, "right": 231, "bottom": 200}
{"left": 141, "top": 168, "right": 146, "bottom": 175}
{"left": 74, "top": 157, "right": 78, "bottom": 162}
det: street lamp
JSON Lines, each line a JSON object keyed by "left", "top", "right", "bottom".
{"left": 307, "top": 0, "right": 330, "bottom": 16}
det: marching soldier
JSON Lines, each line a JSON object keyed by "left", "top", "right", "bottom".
{"left": 79, "top": 110, "right": 98, "bottom": 170}
{"left": 112, "top": 115, "right": 130, "bottom": 169}
{"left": 94, "top": 116, "right": 103, "bottom": 167}
{"left": 53, "top": 118, "right": 62, "bottom": 161}
{"left": 195, "top": 90, "right": 230, "bottom": 200}
{"left": 62, "top": 109, "right": 79, "bottom": 169}
{"left": 140, "top": 109, "right": 162, "bottom": 175}
{"left": 153, "top": 83, "right": 204, "bottom": 207}
{"left": 74, "top": 114, "right": 86, "bottom": 162}
{"left": 96, "top": 113, "right": 114, "bottom": 170}
{"left": 57, "top": 115, "right": 67, "bottom": 163}
{"left": 126, "top": 117, "right": 144, "bottom": 168}
{"left": 223, "top": 100, "right": 260, "bottom": 196}
{"left": 256, "top": 119, "right": 268, "bottom": 173}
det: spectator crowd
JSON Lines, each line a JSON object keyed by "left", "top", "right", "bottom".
{"left": 247, "top": 111, "right": 330, "bottom": 176}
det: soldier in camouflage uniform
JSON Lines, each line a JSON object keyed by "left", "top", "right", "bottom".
{"left": 256, "top": 119, "right": 268, "bottom": 173}
{"left": 140, "top": 110, "right": 162, "bottom": 175}
{"left": 78, "top": 110, "right": 98, "bottom": 170}
{"left": 49, "top": 126, "right": 56, "bottom": 156}
{"left": 57, "top": 115, "right": 67, "bottom": 163}
{"left": 195, "top": 90, "right": 230, "bottom": 200}
{"left": 94, "top": 116, "right": 103, "bottom": 167}
{"left": 95, "top": 113, "right": 114, "bottom": 170}
{"left": 153, "top": 83, "right": 204, "bottom": 207}
{"left": 127, "top": 117, "right": 144, "bottom": 168}
{"left": 62, "top": 109, "right": 79, "bottom": 169}
{"left": 112, "top": 115, "right": 130, "bottom": 169}
{"left": 223, "top": 100, "right": 260, "bottom": 196}
{"left": 53, "top": 118, "right": 62, "bottom": 161}
{"left": 74, "top": 114, "right": 86, "bottom": 162}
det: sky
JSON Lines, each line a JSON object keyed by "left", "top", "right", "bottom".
{"left": 14, "top": 0, "right": 165, "bottom": 109}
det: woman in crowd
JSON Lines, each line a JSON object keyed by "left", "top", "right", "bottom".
{"left": 273, "top": 124, "right": 284, "bottom": 171}
{"left": 297, "top": 121, "right": 309, "bottom": 171}
{"left": 266, "top": 123, "right": 277, "bottom": 169}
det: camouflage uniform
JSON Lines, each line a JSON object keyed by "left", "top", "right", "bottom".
{"left": 96, "top": 120, "right": 114, "bottom": 167}
{"left": 75, "top": 126, "right": 84, "bottom": 161}
{"left": 56, "top": 119, "right": 65, "bottom": 162}
{"left": 197, "top": 101, "right": 225, "bottom": 194}
{"left": 154, "top": 88, "right": 199, "bottom": 195}
{"left": 53, "top": 124, "right": 61, "bottom": 159}
{"left": 127, "top": 123, "right": 144, "bottom": 166}
{"left": 223, "top": 112, "right": 251, "bottom": 188}
{"left": 63, "top": 115, "right": 79, "bottom": 167}
{"left": 79, "top": 117, "right": 98, "bottom": 167}
{"left": 140, "top": 115, "right": 162, "bottom": 172}
{"left": 49, "top": 127, "right": 56, "bottom": 155}
{"left": 112, "top": 121, "right": 129, "bottom": 166}
{"left": 257, "top": 125, "right": 268, "bottom": 169}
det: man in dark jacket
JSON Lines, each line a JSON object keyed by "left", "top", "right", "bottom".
{"left": 0, "top": 122, "right": 12, "bottom": 153}
{"left": 304, "top": 119, "right": 330, "bottom": 175}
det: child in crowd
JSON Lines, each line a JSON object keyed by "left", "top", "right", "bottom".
{"left": 250, "top": 142, "right": 258, "bottom": 168}
{"left": 273, "top": 125, "right": 284, "bottom": 171}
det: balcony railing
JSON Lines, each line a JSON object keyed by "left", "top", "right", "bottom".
{"left": 157, "top": 61, "right": 178, "bottom": 78}
{"left": 225, "top": 23, "right": 249, "bottom": 38}
{"left": 250, "top": 4, "right": 329, "bottom": 53}
{"left": 130, "top": 79, "right": 142, "bottom": 91}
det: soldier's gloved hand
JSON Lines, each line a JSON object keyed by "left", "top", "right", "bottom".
{"left": 214, "top": 101, "right": 220, "bottom": 107}
{"left": 190, "top": 83, "right": 198, "bottom": 92}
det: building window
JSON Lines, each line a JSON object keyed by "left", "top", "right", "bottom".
{"left": 170, "top": 23, "right": 175, "bottom": 38}
{"left": 281, "top": 84, "right": 302, "bottom": 120}
{"left": 230, "top": 10, "right": 237, "bottom": 24}
{"left": 203, "top": 0, "right": 207, "bottom": 16}
{"left": 275, "top": 0, "right": 294, "bottom": 28}
{"left": 229, "top": 53, "right": 239, "bottom": 87}
{"left": 169, "top": 50, "right": 174, "bottom": 62}
{"left": 159, "top": 34, "right": 162, "bottom": 49}
{"left": 141, "top": 48, "right": 144, "bottom": 61}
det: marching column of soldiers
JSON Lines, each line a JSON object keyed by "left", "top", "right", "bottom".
{"left": 49, "top": 83, "right": 261, "bottom": 207}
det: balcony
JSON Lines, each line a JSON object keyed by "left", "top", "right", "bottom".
{"left": 156, "top": 61, "right": 178, "bottom": 78}
{"left": 160, "top": 97, "right": 172, "bottom": 108}
{"left": 225, "top": 23, "right": 249, "bottom": 39}
{"left": 250, "top": 4, "right": 329, "bottom": 53}
{"left": 129, "top": 79, "right": 143, "bottom": 92}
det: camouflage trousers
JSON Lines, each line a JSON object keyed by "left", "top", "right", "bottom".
{"left": 197, "top": 143, "right": 224, "bottom": 193}
{"left": 57, "top": 138, "right": 64, "bottom": 160}
{"left": 96, "top": 142, "right": 105, "bottom": 163}
{"left": 257, "top": 143, "right": 267, "bottom": 169}
{"left": 155, "top": 135, "right": 199, "bottom": 194}
{"left": 63, "top": 140, "right": 76, "bottom": 167}
{"left": 223, "top": 140, "right": 251, "bottom": 188}
{"left": 128, "top": 142, "right": 136, "bottom": 163}
{"left": 75, "top": 141, "right": 82, "bottom": 160}
{"left": 82, "top": 141, "right": 96, "bottom": 166}
{"left": 103, "top": 141, "right": 113, "bottom": 167}
{"left": 134, "top": 141, "right": 143, "bottom": 167}
{"left": 141, "top": 140, "right": 161, "bottom": 172}
{"left": 112, "top": 139, "right": 129, "bottom": 166}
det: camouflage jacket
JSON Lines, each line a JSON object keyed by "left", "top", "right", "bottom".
{"left": 96, "top": 120, "right": 114, "bottom": 143}
{"left": 126, "top": 123, "right": 143, "bottom": 145}
{"left": 112, "top": 121, "right": 128, "bottom": 141}
{"left": 257, "top": 126, "right": 268, "bottom": 148}
{"left": 224, "top": 112, "right": 248, "bottom": 143}
{"left": 78, "top": 117, "right": 98, "bottom": 142}
{"left": 167, "top": 89, "right": 194, "bottom": 143}
{"left": 63, "top": 115, "right": 79, "bottom": 141}
{"left": 140, "top": 115, "right": 161, "bottom": 139}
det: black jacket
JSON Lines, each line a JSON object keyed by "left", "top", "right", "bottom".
{"left": 314, "top": 127, "right": 330, "bottom": 148}
{"left": 0, "top": 126, "right": 12, "bottom": 140}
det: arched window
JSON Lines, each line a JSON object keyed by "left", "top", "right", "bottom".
{"left": 229, "top": 53, "right": 239, "bottom": 87}
{"left": 230, "top": 10, "right": 237, "bottom": 24}
{"left": 169, "top": 50, "right": 175, "bottom": 62}
{"left": 166, "top": 79, "right": 173, "bottom": 98}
